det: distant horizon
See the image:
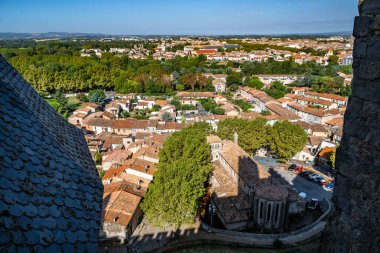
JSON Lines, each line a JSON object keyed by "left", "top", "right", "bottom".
{"left": 0, "top": 31, "right": 353, "bottom": 38}
{"left": 0, "top": 0, "right": 358, "bottom": 35}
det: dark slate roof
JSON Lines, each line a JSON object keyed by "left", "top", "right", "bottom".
{"left": 203, "top": 45, "right": 221, "bottom": 50}
{"left": 0, "top": 55, "right": 103, "bottom": 252}
{"left": 223, "top": 44, "right": 240, "bottom": 49}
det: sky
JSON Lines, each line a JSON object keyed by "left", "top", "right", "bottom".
{"left": 0, "top": 0, "right": 358, "bottom": 35}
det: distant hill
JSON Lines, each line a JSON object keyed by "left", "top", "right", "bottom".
{"left": 0, "top": 32, "right": 107, "bottom": 40}
{"left": 0, "top": 31, "right": 352, "bottom": 40}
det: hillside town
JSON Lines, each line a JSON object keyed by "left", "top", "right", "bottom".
{"left": 65, "top": 77, "right": 345, "bottom": 243}
{"left": 0, "top": 27, "right": 353, "bottom": 253}
{"left": 80, "top": 36, "right": 353, "bottom": 66}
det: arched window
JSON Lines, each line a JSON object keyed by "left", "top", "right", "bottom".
{"left": 275, "top": 204, "right": 280, "bottom": 222}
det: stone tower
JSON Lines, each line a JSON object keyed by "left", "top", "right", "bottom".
{"left": 320, "top": 1, "right": 380, "bottom": 252}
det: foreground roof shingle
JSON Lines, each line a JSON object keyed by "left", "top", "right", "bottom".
{"left": 0, "top": 55, "right": 103, "bottom": 252}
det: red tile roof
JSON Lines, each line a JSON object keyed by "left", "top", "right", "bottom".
{"left": 304, "top": 91, "right": 347, "bottom": 101}
{"left": 177, "top": 92, "right": 215, "bottom": 98}
{"left": 288, "top": 103, "right": 327, "bottom": 117}
{"left": 195, "top": 49, "right": 217, "bottom": 55}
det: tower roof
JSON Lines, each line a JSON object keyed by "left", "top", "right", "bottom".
{"left": 0, "top": 55, "right": 103, "bottom": 252}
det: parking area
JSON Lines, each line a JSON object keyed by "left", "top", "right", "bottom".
{"left": 254, "top": 157, "right": 334, "bottom": 201}
{"left": 272, "top": 169, "right": 333, "bottom": 201}
{"left": 254, "top": 167, "right": 331, "bottom": 203}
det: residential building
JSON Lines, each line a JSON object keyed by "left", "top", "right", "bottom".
{"left": 287, "top": 103, "right": 335, "bottom": 124}
{"left": 304, "top": 91, "right": 348, "bottom": 107}
{"left": 254, "top": 74, "right": 299, "bottom": 86}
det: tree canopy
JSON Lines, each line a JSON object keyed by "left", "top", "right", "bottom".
{"left": 245, "top": 76, "right": 264, "bottom": 90}
{"left": 267, "top": 121, "right": 308, "bottom": 162}
{"left": 217, "top": 118, "right": 268, "bottom": 155}
{"left": 264, "top": 81, "right": 292, "bottom": 99}
{"left": 141, "top": 122, "right": 212, "bottom": 228}
{"left": 217, "top": 118, "right": 307, "bottom": 161}
{"left": 0, "top": 40, "right": 351, "bottom": 98}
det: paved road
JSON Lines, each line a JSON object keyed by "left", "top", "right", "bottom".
{"left": 266, "top": 168, "right": 332, "bottom": 201}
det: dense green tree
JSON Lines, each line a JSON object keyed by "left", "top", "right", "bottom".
{"left": 94, "top": 151, "right": 102, "bottom": 165}
{"left": 211, "top": 107, "right": 225, "bottom": 115}
{"left": 114, "top": 75, "right": 139, "bottom": 94}
{"left": 152, "top": 104, "right": 162, "bottom": 112}
{"left": 226, "top": 72, "right": 243, "bottom": 87}
{"left": 161, "top": 112, "right": 173, "bottom": 121}
{"left": 88, "top": 89, "right": 106, "bottom": 103}
{"left": 180, "top": 72, "right": 197, "bottom": 91}
{"left": 245, "top": 76, "right": 264, "bottom": 90}
{"left": 76, "top": 93, "right": 88, "bottom": 102}
{"left": 170, "top": 99, "right": 181, "bottom": 110}
{"left": 328, "top": 55, "right": 339, "bottom": 64}
{"left": 267, "top": 121, "right": 307, "bottom": 162}
{"left": 141, "top": 123, "right": 212, "bottom": 228}
{"left": 217, "top": 118, "right": 268, "bottom": 155}
{"left": 217, "top": 119, "right": 306, "bottom": 161}
{"left": 198, "top": 99, "right": 224, "bottom": 114}
{"left": 330, "top": 151, "right": 336, "bottom": 168}
{"left": 176, "top": 84, "right": 185, "bottom": 91}
{"left": 232, "top": 99, "right": 252, "bottom": 112}
{"left": 264, "top": 81, "right": 291, "bottom": 99}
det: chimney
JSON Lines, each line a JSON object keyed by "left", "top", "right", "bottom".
{"left": 233, "top": 132, "right": 238, "bottom": 145}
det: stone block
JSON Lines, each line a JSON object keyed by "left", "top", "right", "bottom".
{"left": 353, "top": 38, "right": 367, "bottom": 59}
{"left": 365, "top": 37, "right": 380, "bottom": 59}
{"left": 353, "top": 16, "right": 374, "bottom": 38}
{"left": 351, "top": 78, "right": 380, "bottom": 109}
{"left": 360, "top": 0, "right": 380, "bottom": 15}
{"left": 356, "top": 59, "right": 380, "bottom": 80}
{"left": 374, "top": 15, "right": 380, "bottom": 30}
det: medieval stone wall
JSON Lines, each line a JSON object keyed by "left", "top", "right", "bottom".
{"left": 320, "top": 1, "right": 380, "bottom": 252}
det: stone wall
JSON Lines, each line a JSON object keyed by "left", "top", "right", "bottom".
{"left": 201, "top": 198, "right": 332, "bottom": 246}
{"left": 320, "top": 1, "right": 380, "bottom": 252}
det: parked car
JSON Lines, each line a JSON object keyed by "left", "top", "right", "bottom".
{"left": 312, "top": 175, "right": 325, "bottom": 184}
{"left": 309, "top": 173, "right": 320, "bottom": 180}
{"left": 288, "top": 164, "right": 297, "bottom": 171}
{"left": 294, "top": 165, "right": 303, "bottom": 174}
{"left": 323, "top": 182, "right": 335, "bottom": 191}
{"left": 319, "top": 179, "right": 329, "bottom": 186}
{"left": 301, "top": 170, "right": 313, "bottom": 178}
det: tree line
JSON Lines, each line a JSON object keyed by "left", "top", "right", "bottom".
{"left": 0, "top": 41, "right": 352, "bottom": 97}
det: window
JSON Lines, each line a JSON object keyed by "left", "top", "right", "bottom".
{"left": 275, "top": 204, "right": 280, "bottom": 222}
{"left": 267, "top": 203, "right": 271, "bottom": 221}
{"left": 259, "top": 202, "right": 263, "bottom": 219}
